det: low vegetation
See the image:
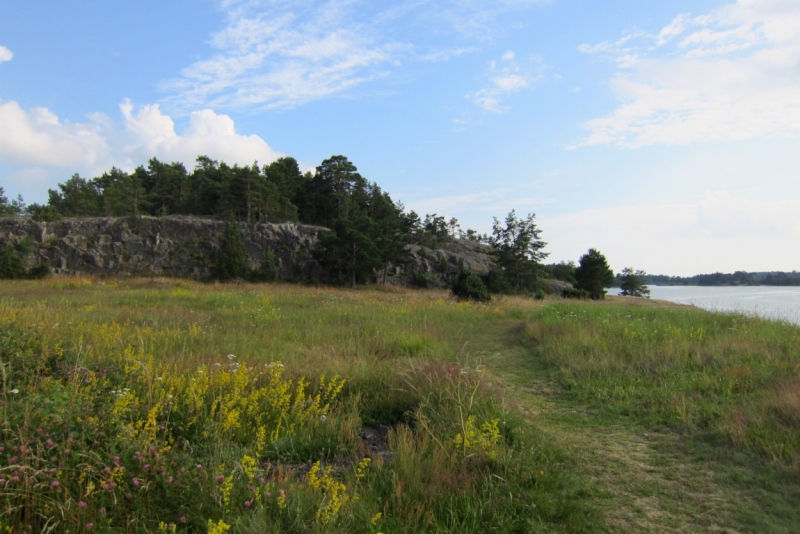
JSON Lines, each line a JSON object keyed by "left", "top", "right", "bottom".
{"left": 0, "top": 278, "right": 797, "bottom": 532}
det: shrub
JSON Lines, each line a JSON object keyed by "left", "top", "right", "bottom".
{"left": 562, "top": 287, "right": 590, "bottom": 299}
{"left": 451, "top": 268, "right": 491, "bottom": 302}
{"left": 27, "top": 262, "right": 51, "bottom": 279}
{"left": 485, "top": 269, "right": 514, "bottom": 294}
{"left": 533, "top": 288, "right": 546, "bottom": 300}
{"left": 0, "top": 243, "right": 26, "bottom": 279}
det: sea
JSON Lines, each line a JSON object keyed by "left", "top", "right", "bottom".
{"left": 613, "top": 286, "right": 800, "bottom": 325}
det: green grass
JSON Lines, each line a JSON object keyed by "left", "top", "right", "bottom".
{"left": 0, "top": 278, "right": 798, "bottom": 532}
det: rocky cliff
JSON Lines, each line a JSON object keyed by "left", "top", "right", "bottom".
{"left": 0, "top": 216, "right": 497, "bottom": 283}
{"left": 0, "top": 216, "right": 324, "bottom": 281}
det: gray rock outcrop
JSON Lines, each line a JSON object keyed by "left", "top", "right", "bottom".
{"left": 0, "top": 216, "right": 325, "bottom": 281}
{"left": 0, "top": 216, "right": 498, "bottom": 284}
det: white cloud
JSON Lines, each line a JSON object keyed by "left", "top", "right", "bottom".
{"left": 161, "top": 1, "right": 550, "bottom": 111}
{"left": 0, "top": 99, "right": 282, "bottom": 200}
{"left": 466, "top": 51, "right": 542, "bottom": 112}
{"left": 577, "top": 0, "right": 800, "bottom": 148}
{"left": 543, "top": 191, "right": 800, "bottom": 275}
{"left": 0, "top": 100, "right": 109, "bottom": 167}
{"left": 0, "top": 45, "right": 12, "bottom": 63}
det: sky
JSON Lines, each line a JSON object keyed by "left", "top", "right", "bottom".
{"left": 1, "top": 0, "right": 799, "bottom": 276}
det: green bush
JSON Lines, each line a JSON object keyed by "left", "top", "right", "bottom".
{"left": 485, "top": 269, "right": 515, "bottom": 294}
{"left": 451, "top": 268, "right": 491, "bottom": 302}
{"left": 562, "top": 287, "right": 590, "bottom": 299}
{"left": 0, "top": 244, "right": 26, "bottom": 279}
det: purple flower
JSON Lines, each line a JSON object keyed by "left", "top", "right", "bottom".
{"left": 85, "top": 523, "right": 93, "bottom": 531}
{"left": 36, "top": 428, "right": 43, "bottom": 434}
{"left": 51, "top": 481, "right": 60, "bottom": 488}
{"left": 132, "top": 478, "right": 140, "bottom": 486}
{"left": 45, "top": 439, "right": 54, "bottom": 448}
{"left": 196, "top": 464, "right": 203, "bottom": 470}
{"left": 166, "top": 476, "right": 173, "bottom": 485}
{"left": 99, "top": 508, "right": 106, "bottom": 516}
{"left": 78, "top": 501, "right": 87, "bottom": 509}
{"left": 244, "top": 500, "right": 251, "bottom": 508}
{"left": 215, "top": 475, "right": 224, "bottom": 484}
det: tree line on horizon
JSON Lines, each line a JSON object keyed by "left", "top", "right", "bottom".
{"left": 0, "top": 154, "right": 627, "bottom": 298}
{"left": 637, "top": 271, "right": 800, "bottom": 287}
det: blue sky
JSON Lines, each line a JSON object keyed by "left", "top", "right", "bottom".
{"left": 1, "top": 0, "right": 799, "bottom": 275}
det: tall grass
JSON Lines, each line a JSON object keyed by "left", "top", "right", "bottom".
{"left": 0, "top": 278, "right": 597, "bottom": 533}
{"left": 523, "top": 300, "right": 800, "bottom": 466}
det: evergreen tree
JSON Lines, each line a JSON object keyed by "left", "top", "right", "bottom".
{"left": 574, "top": 248, "right": 614, "bottom": 300}
{"left": 214, "top": 218, "right": 249, "bottom": 281}
{"left": 619, "top": 267, "right": 650, "bottom": 297}
{"left": 314, "top": 211, "right": 381, "bottom": 288}
{"left": 490, "top": 210, "right": 548, "bottom": 293}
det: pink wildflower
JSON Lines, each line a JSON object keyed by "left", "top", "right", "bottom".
{"left": 36, "top": 428, "right": 43, "bottom": 434}
{"left": 244, "top": 501, "right": 251, "bottom": 508}
{"left": 196, "top": 464, "right": 203, "bottom": 470}
{"left": 99, "top": 508, "right": 106, "bottom": 516}
{"left": 45, "top": 439, "right": 54, "bottom": 448}
{"left": 215, "top": 475, "right": 224, "bottom": 484}
{"left": 180, "top": 516, "right": 186, "bottom": 523}
{"left": 85, "top": 523, "right": 93, "bottom": 531}
{"left": 132, "top": 478, "right": 140, "bottom": 486}
{"left": 51, "top": 481, "right": 60, "bottom": 488}
{"left": 78, "top": 501, "right": 87, "bottom": 509}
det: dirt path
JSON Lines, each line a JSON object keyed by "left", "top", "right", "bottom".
{"left": 473, "top": 324, "right": 760, "bottom": 533}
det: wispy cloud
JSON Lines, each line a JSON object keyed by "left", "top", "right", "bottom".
{"left": 0, "top": 45, "right": 13, "bottom": 64}
{"left": 406, "top": 186, "right": 551, "bottom": 216}
{"left": 466, "top": 51, "right": 543, "bottom": 113}
{"left": 162, "top": 0, "right": 548, "bottom": 112}
{"left": 575, "top": 0, "right": 800, "bottom": 148}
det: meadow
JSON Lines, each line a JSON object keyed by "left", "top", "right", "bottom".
{"left": 0, "top": 277, "right": 798, "bottom": 533}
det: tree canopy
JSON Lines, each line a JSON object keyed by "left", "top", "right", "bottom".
{"left": 574, "top": 248, "right": 614, "bottom": 300}
{"left": 619, "top": 268, "right": 650, "bottom": 298}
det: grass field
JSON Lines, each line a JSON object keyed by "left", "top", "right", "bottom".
{"left": 0, "top": 277, "right": 798, "bottom": 533}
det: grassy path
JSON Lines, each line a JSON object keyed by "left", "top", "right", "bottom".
{"left": 473, "top": 319, "right": 797, "bottom": 533}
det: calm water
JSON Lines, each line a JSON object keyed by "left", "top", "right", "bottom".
{"left": 613, "top": 286, "right": 800, "bottom": 325}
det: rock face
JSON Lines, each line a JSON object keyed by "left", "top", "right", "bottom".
{"left": 0, "top": 216, "right": 497, "bottom": 284}
{"left": 385, "top": 240, "right": 496, "bottom": 287}
{"left": 0, "top": 216, "right": 325, "bottom": 281}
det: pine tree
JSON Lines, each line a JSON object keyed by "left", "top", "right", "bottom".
{"left": 214, "top": 218, "right": 249, "bottom": 281}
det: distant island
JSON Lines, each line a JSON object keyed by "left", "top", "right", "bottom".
{"left": 612, "top": 271, "right": 800, "bottom": 287}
